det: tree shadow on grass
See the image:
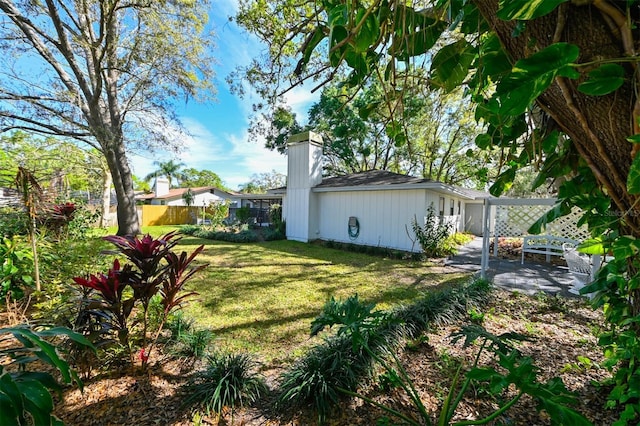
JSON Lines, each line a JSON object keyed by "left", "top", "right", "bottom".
{"left": 200, "top": 275, "right": 469, "bottom": 337}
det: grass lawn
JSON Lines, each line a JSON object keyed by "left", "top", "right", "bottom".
{"left": 92, "top": 226, "right": 471, "bottom": 365}
{"left": 176, "top": 235, "right": 471, "bottom": 366}
{"left": 100, "top": 225, "right": 181, "bottom": 236}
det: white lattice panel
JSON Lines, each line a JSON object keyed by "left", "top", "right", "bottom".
{"left": 494, "top": 204, "right": 589, "bottom": 241}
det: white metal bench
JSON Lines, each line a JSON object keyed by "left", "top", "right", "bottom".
{"left": 521, "top": 235, "right": 579, "bottom": 264}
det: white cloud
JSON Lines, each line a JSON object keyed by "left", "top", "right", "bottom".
{"left": 177, "top": 117, "right": 225, "bottom": 167}
{"left": 215, "top": 0, "right": 239, "bottom": 16}
{"left": 210, "top": 0, "right": 264, "bottom": 75}
{"left": 127, "top": 0, "right": 299, "bottom": 190}
{"left": 283, "top": 84, "right": 320, "bottom": 123}
{"left": 129, "top": 116, "right": 225, "bottom": 179}
{"left": 223, "top": 130, "right": 287, "bottom": 189}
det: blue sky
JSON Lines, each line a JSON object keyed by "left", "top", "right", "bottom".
{"left": 129, "top": 0, "right": 318, "bottom": 190}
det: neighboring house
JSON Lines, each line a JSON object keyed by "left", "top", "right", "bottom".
{"left": 136, "top": 178, "right": 239, "bottom": 207}
{"left": 0, "top": 187, "right": 20, "bottom": 207}
{"left": 282, "top": 132, "right": 491, "bottom": 252}
{"left": 135, "top": 177, "right": 283, "bottom": 225}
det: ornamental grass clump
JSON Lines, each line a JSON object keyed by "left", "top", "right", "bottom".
{"left": 184, "top": 352, "right": 267, "bottom": 416}
{"left": 171, "top": 327, "right": 215, "bottom": 360}
{"left": 393, "top": 278, "right": 492, "bottom": 338}
{"left": 275, "top": 333, "right": 376, "bottom": 424}
{"left": 72, "top": 231, "right": 207, "bottom": 370}
{"left": 275, "top": 279, "right": 494, "bottom": 424}
{"left": 284, "top": 279, "right": 589, "bottom": 426}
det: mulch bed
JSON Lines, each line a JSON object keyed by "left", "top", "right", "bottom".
{"left": 12, "top": 289, "right": 613, "bottom": 425}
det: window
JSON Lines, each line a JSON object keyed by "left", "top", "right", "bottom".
{"left": 450, "top": 199, "right": 454, "bottom": 216}
{"left": 439, "top": 197, "right": 445, "bottom": 216}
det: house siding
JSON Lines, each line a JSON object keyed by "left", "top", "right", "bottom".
{"left": 284, "top": 132, "right": 323, "bottom": 242}
{"left": 317, "top": 189, "right": 429, "bottom": 252}
{"left": 314, "top": 189, "right": 467, "bottom": 252}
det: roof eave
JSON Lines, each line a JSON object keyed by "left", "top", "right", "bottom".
{"left": 311, "top": 182, "right": 477, "bottom": 199}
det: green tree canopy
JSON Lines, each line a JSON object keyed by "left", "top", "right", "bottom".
{"left": 238, "top": 170, "right": 286, "bottom": 193}
{"left": 0, "top": 0, "right": 215, "bottom": 235}
{"left": 1, "top": 131, "right": 108, "bottom": 200}
{"left": 252, "top": 74, "right": 492, "bottom": 186}
{"left": 132, "top": 175, "right": 151, "bottom": 193}
{"left": 181, "top": 168, "right": 227, "bottom": 189}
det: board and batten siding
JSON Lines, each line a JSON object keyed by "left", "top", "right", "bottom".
{"left": 317, "top": 189, "right": 430, "bottom": 252}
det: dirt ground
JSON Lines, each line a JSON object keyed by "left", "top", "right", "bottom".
{"left": 13, "top": 289, "right": 614, "bottom": 426}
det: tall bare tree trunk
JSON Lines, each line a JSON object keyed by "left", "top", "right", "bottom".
{"left": 100, "top": 165, "right": 112, "bottom": 228}
{"left": 103, "top": 141, "right": 140, "bottom": 236}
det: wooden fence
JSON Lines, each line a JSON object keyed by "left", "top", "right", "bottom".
{"left": 138, "top": 205, "right": 201, "bottom": 226}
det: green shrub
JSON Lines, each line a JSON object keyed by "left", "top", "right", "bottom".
{"left": 305, "top": 283, "right": 589, "bottom": 426}
{"left": 192, "top": 228, "right": 217, "bottom": 239}
{"left": 0, "top": 236, "right": 34, "bottom": 301}
{"left": 66, "top": 203, "right": 101, "bottom": 240}
{"left": 205, "top": 200, "right": 231, "bottom": 228}
{"left": 449, "top": 232, "right": 474, "bottom": 246}
{"left": 184, "top": 352, "right": 267, "bottom": 415}
{"left": 276, "top": 333, "right": 375, "bottom": 424}
{"left": 72, "top": 232, "right": 207, "bottom": 370}
{"left": 33, "top": 238, "right": 113, "bottom": 327}
{"left": 39, "top": 238, "right": 112, "bottom": 288}
{"left": 180, "top": 225, "right": 201, "bottom": 235}
{"left": 239, "top": 230, "right": 260, "bottom": 242}
{"left": 583, "top": 254, "right": 640, "bottom": 423}
{"left": 318, "top": 240, "right": 415, "bottom": 260}
{"left": 192, "top": 229, "right": 259, "bottom": 243}
{"left": 172, "top": 328, "right": 215, "bottom": 360}
{"left": 166, "top": 310, "right": 195, "bottom": 336}
{"left": 0, "top": 207, "right": 28, "bottom": 238}
{"left": 277, "top": 279, "right": 493, "bottom": 424}
{"left": 0, "top": 325, "right": 94, "bottom": 425}
{"left": 235, "top": 206, "right": 251, "bottom": 224}
{"left": 269, "top": 204, "right": 285, "bottom": 233}
{"left": 411, "top": 205, "right": 454, "bottom": 257}
{"left": 393, "top": 278, "right": 492, "bottom": 338}
{"left": 263, "top": 228, "right": 285, "bottom": 241}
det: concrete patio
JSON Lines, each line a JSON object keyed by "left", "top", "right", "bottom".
{"left": 445, "top": 237, "right": 580, "bottom": 298}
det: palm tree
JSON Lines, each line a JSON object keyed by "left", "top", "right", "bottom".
{"left": 182, "top": 188, "right": 195, "bottom": 206}
{"left": 144, "top": 160, "right": 186, "bottom": 188}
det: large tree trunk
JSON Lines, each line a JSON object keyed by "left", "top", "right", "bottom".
{"left": 103, "top": 139, "right": 140, "bottom": 236}
{"left": 473, "top": 0, "right": 640, "bottom": 236}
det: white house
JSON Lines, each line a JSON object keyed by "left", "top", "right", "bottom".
{"left": 0, "top": 187, "right": 20, "bottom": 207}
{"left": 281, "top": 132, "right": 490, "bottom": 252}
{"left": 136, "top": 177, "right": 240, "bottom": 207}
{"left": 136, "top": 177, "right": 283, "bottom": 225}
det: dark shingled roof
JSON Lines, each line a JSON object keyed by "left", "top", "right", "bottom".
{"left": 316, "top": 170, "right": 433, "bottom": 188}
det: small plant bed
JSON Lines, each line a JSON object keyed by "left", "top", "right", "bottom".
{"left": 41, "top": 287, "right": 615, "bottom": 425}
{"left": 313, "top": 239, "right": 424, "bottom": 260}
{"left": 0, "top": 230, "right": 616, "bottom": 425}
{"left": 181, "top": 224, "right": 285, "bottom": 243}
